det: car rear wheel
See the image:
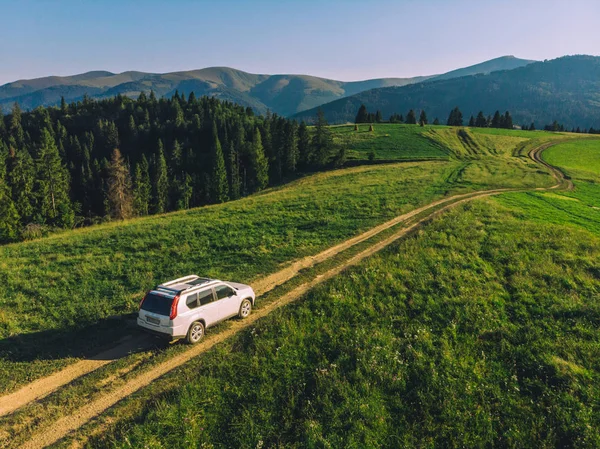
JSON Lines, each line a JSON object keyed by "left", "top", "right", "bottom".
{"left": 239, "top": 299, "right": 252, "bottom": 318}
{"left": 186, "top": 321, "right": 205, "bottom": 344}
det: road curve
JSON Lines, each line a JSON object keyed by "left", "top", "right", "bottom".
{"left": 13, "top": 141, "right": 573, "bottom": 449}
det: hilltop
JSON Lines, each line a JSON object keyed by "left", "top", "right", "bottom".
{"left": 0, "top": 56, "right": 534, "bottom": 116}
{"left": 293, "top": 55, "right": 600, "bottom": 128}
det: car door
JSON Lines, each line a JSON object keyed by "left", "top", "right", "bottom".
{"left": 214, "top": 284, "right": 240, "bottom": 318}
{"left": 194, "top": 288, "right": 220, "bottom": 327}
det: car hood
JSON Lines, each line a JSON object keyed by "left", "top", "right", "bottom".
{"left": 228, "top": 282, "right": 253, "bottom": 291}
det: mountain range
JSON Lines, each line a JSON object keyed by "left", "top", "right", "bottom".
{"left": 0, "top": 56, "right": 534, "bottom": 116}
{"left": 293, "top": 55, "right": 600, "bottom": 129}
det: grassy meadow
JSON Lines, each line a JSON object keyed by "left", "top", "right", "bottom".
{"left": 91, "top": 147, "right": 600, "bottom": 447}
{"left": 0, "top": 125, "right": 566, "bottom": 394}
{"left": 543, "top": 139, "right": 600, "bottom": 180}
{"left": 331, "top": 124, "right": 449, "bottom": 160}
{"left": 3, "top": 124, "right": 598, "bottom": 449}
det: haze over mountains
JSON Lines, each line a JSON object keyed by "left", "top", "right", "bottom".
{"left": 294, "top": 55, "right": 600, "bottom": 129}
{"left": 0, "top": 56, "right": 534, "bottom": 116}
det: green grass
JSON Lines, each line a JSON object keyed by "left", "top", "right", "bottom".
{"left": 543, "top": 139, "right": 600, "bottom": 181}
{"left": 470, "top": 127, "right": 558, "bottom": 139}
{"left": 0, "top": 151, "right": 554, "bottom": 394}
{"left": 331, "top": 123, "right": 580, "bottom": 162}
{"left": 0, "top": 124, "right": 569, "bottom": 394}
{"left": 331, "top": 124, "right": 449, "bottom": 160}
{"left": 77, "top": 135, "right": 600, "bottom": 449}
{"left": 494, "top": 137, "right": 600, "bottom": 241}
{"left": 89, "top": 195, "right": 600, "bottom": 449}
{"left": 2, "top": 125, "right": 591, "bottom": 447}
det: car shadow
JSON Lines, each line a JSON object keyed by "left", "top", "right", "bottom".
{"left": 0, "top": 313, "right": 168, "bottom": 363}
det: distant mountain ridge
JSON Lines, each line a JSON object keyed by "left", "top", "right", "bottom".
{"left": 293, "top": 55, "right": 600, "bottom": 129}
{"left": 0, "top": 56, "right": 535, "bottom": 116}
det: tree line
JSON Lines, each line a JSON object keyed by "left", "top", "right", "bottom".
{"left": 0, "top": 94, "right": 337, "bottom": 243}
{"left": 356, "top": 105, "right": 431, "bottom": 126}
{"left": 355, "top": 104, "right": 600, "bottom": 133}
{"left": 537, "top": 120, "right": 600, "bottom": 134}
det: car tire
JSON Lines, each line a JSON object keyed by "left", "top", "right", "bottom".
{"left": 239, "top": 299, "right": 252, "bottom": 319}
{"left": 186, "top": 321, "right": 205, "bottom": 344}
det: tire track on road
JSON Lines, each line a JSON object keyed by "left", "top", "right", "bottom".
{"left": 15, "top": 141, "right": 571, "bottom": 449}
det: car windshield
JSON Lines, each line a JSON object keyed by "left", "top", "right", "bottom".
{"left": 141, "top": 292, "right": 174, "bottom": 316}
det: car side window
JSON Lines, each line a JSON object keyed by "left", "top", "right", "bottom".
{"left": 215, "top": 285, "right": 235, "bottom": 300}
{"left": 199, "top": 289, "right": 214, "bottom": 306}
{"left": 186, "top": 293, "right": 198, "bottom": 309}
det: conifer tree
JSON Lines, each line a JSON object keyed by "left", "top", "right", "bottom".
{"left": 172, "top": 100, "right": 185, "bottom": 128}
{"left": 311, "top": 109, "right": 333, "bottom": 167}
{"left": 228, "top": 141, "right": 241, "bottom": 200}
{"left": 375, "top": 110, "right": 383, "bottom": 123}
{"left": 433, "top": 118, "right": 440, "bottom": 125}
{"left": 491, "top": 111, "right": 503, "bottom": 128}
{"left": 209, "top": 122, "right": 229, "bottom": 203}
{"left": 469, "top": 116, "right": 475, "bottom": 127}
{"left": 447, "top": 107, "right": 463, "bottom": 127}
{"left": 169, "top": 139, "right": 186, "bottom": 208}
{"left": 153, "top": 143, "right": 169, "bottom": 214}
{"left": 419, "top": 110, "right": 428, "bottom": 126}
{"left": 133, "top": 155, "right": 151, "bottom": 216}
{"left": 297, "top": 121, "right": 311, "bottom": 167}
{"left": 78, "top": 143, "right": 94, "bottom": 217}
{"left": 355, "top": 105, "right": 369, "bottom": 124}
{"left": 126, "top": 115, "right": 137, "bottom": 149}
{"left": 503, "top": 111, "right": 513, "bottom": 129}
{"left": 8, "top": 145, "right": 35, "bottom": 223}
{"left": 406, "top": 109, "right": 417, "bottom": 125}
{"left": 178, "top": 174, "right": 193, "bottom": 209}
{"left": 475, "top": 111, "right": 487, "bottom": 128}
{"left": 10, "top": 103, "right": 25, "bottom": 148}
{"left": 60, "top": 96, "right": 68, "bottom": 115}
{"left": 107, "top": 149, "right": 133, "bottom": 220}
{"left": 284, "top": 121, "right": 298, "bottom": 174}
{"left": 260, "top": 118, "right": 273, "bottom": 168}
{"left": 0, "top": 143, "right": 20, "bottom": 242}
{"left": 0, "top": 106, "right": 5, "bottom": 137}
{"left": 248, "top": 127, "right": 269, "bottom": 192}
{"left": 35, "top": 128, "right": 73, "bottom": 227}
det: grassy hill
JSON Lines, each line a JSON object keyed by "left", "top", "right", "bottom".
{"left": 0, "top": 56, "right": 534, "bottom": 116}
{"left": 0, "top": 125, "right": 559, "bottom": 391}
{"left": 100, "top": 193, "right": 600, "bottom": 448}
{"left": 294, "top": 55, "right": 600, "bottom": 128}
{"left": 89, "top": 135, "right": 600, "bottom": 448}
{"left": 3, "top": 125, "right": 599, "bottom": 449}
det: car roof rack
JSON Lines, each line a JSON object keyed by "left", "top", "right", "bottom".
{"left": 155, "top": 275, "right": 219, "bottom": 295}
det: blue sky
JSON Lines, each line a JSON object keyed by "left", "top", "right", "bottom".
{"left": 1, "top": 0, "right": 599, "bottom": 84}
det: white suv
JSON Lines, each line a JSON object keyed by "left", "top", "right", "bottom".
{"left": 137, "top": 275, "right": 256, "bottom": 343}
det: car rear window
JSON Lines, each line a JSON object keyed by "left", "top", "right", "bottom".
{"left": 141, "top": 293, "right": 174, "bottom": 316}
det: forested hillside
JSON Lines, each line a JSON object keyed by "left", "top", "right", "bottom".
{"left": 0, "top": 93, "right": 336, "bottom": 243}
{"left": 294, "top": 56, "right": 600, "bottom": 128}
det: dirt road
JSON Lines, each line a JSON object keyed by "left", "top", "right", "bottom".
{"left": 11, "top": 142, "right": 571, "bottom": 449}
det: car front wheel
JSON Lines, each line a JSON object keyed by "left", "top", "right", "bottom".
{"left": 239, "top": 299, "right": 252, "bottom": 318}
{"left": 186, "top": 321, "right": 205, "bottom": 344}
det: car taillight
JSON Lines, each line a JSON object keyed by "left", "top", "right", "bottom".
{"left": 170, "top": 295, "right": 180, "bottom": 320}
{"left": 139, "top": 293, "right": 148, "bottom": 310}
